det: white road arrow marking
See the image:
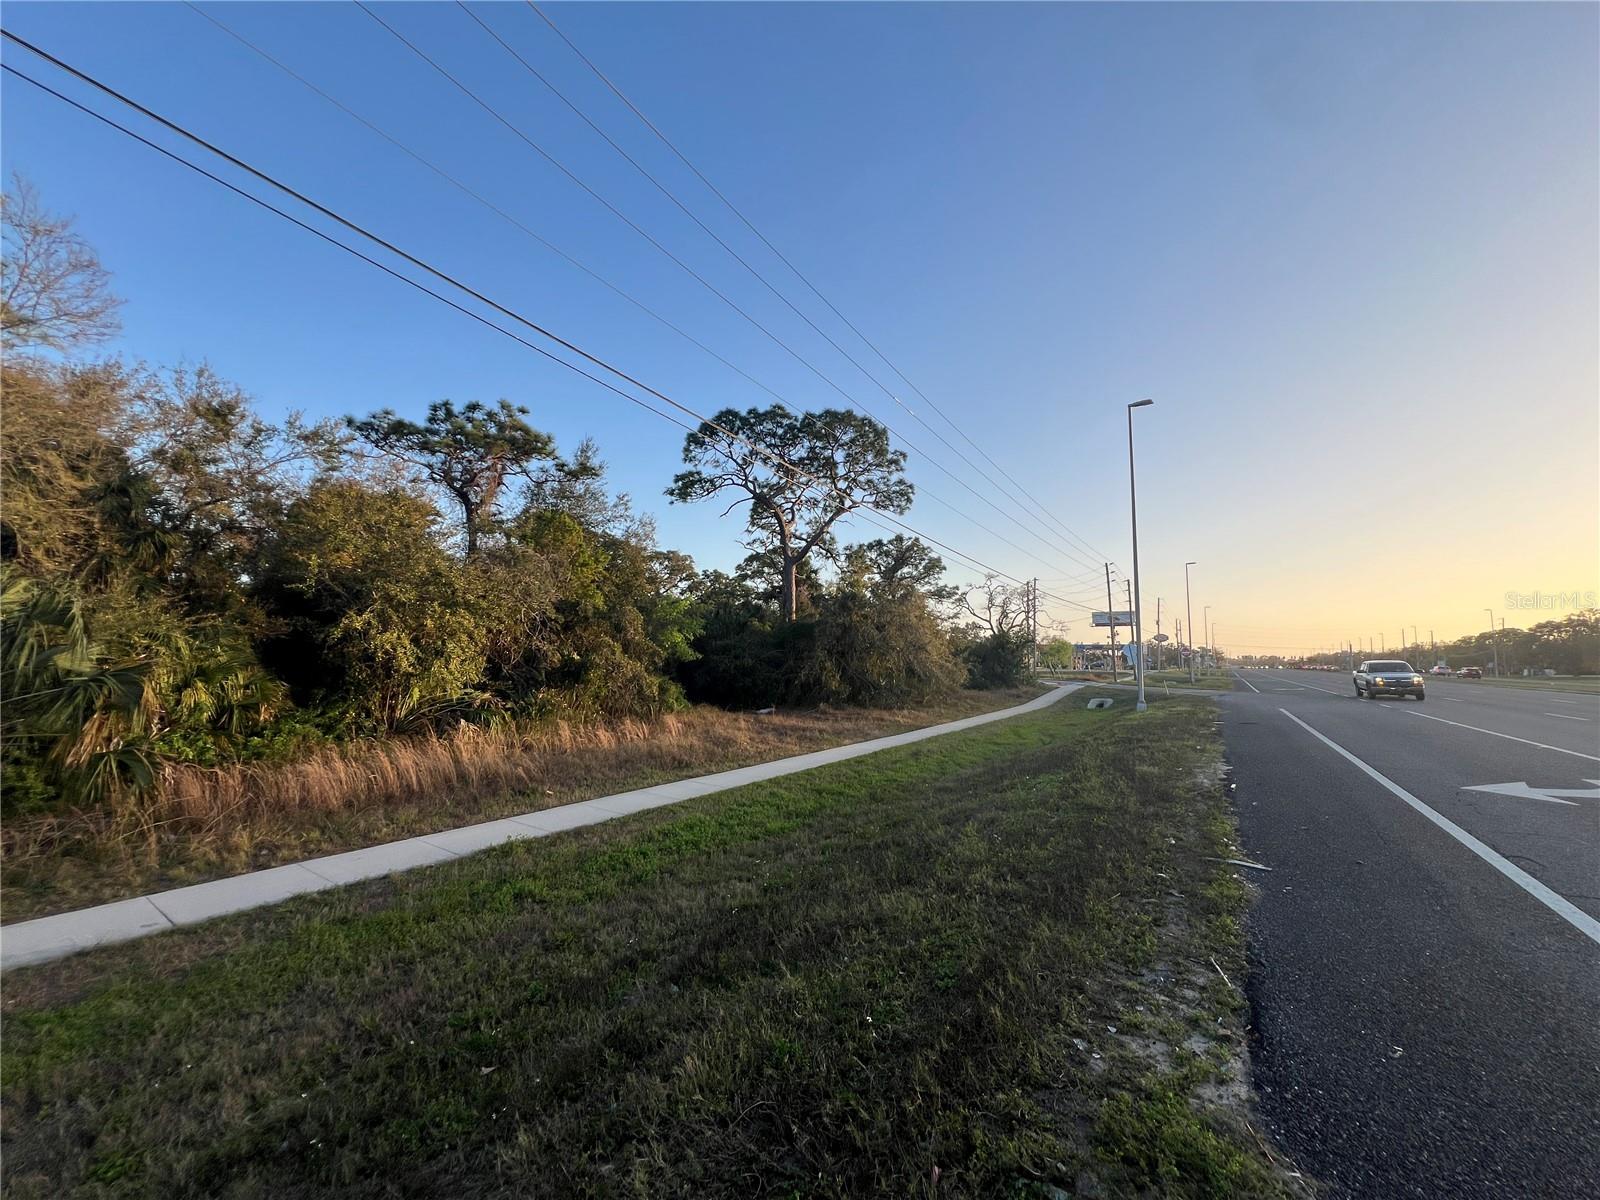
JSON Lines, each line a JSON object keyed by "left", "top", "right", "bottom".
{"left": 1461, "top": 780, "right": 1600, "bottom": 806}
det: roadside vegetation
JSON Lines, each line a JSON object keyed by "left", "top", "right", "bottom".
{"left": 1461, "top": 674, "right": 1600, "bottom": 695}
{"left": 2, "top": 179, "right": 1037, "bottom": 916}
{"left": 1233, "top": 611, "right": 1599, "bottom": 678}
{"left": 1, "top": 692, "right": 1302, "bottom": 1199}
{"left": 1127, "top": 669, "right": 1235, "bottom": 691}
{"left": 1040, "top": 668, "right": 1234, "bottom": 692}
{"left": 1, "top": 686, "right": 1041, "bottom": 920}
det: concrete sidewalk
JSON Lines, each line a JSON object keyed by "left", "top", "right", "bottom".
{"left": 2, "top": 683, "right": 1083, "bottom": 970}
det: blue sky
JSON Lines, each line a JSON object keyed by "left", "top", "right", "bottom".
{"left": 4, "top": 1, "right": 1596, "bottom": 654}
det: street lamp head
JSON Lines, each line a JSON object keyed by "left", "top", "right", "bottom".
{"left": 1185, "top": 560, "right": 1196, "bottom": 567}
{"left": 1129, "top": 398, "right": 1155, "bottom": 410}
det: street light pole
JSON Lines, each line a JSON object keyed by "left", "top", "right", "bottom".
{"left": 1184, "top": 562, "right": 1197, "bottom": 684}
{"left": 1485, "top": 608, "right": 1499, "bottom": 677}
{"left": 1203, "top": 605, "right": 1211, "bottom": 674}
{"left": 1126, "top": 400, "right": 1154, "bottom": 711}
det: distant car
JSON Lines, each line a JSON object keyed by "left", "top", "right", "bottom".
{"left": 1429, "top": 665, "right": 1452, "bottom": 676}
{"left": 1354, "top": 660, "right": 1426, "bottom": 700}
{"left": 1457, "top": 666, "right": 1483, "bottom": 679}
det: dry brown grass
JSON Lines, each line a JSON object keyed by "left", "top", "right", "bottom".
{"left": 1, "top": 687, "right": 1044, "bottom": 920}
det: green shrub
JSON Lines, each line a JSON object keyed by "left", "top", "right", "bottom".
{"left": 961, "top": 630, "right": 1032, "bottom": 689}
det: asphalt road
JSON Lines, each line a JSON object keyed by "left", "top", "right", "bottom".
{"left": 1219, "top": 668, "right": 1599, "bottom": 1199}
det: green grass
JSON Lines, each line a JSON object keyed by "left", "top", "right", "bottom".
{"left": 1041, "top": 671, "right": 1234, "bottom": 692}
{"left": 1141, "top": 670, "right": 1236, "bottom": 691}
{"left": 1461, "top": 675, "right": 1600, "bottom": 695}
{"left": 1, "top": 690, "right": 1295, "bottom": 1199}
{"left": 1, "top": 686, "right": 1048, "bottom": 923}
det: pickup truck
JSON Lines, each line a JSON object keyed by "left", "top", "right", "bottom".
{"left": 1354, "top": 660, "right": 1426, "bottom": 700}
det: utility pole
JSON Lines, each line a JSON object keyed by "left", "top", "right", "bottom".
{"left": 1125, "top": 579, "right": 1139, "bottom": 701}
{"left": 1125, "top": 579, "right": 1138, "bottom": 693}
{"left": 1105, "top": 564, "right": 1119, "bottom": 683}
{"left": 1203, "top": 605, "right": 1211, "bottom": 673}
{"left": 1184, "top": 562, "right": 1197, "bottom": 684}
{"left": 1125, "top": 398, "right": 1154, "bottom": 712}
{"left": 1499, "top": 616, "right": 1510, "bottom": 676}
{"left": 1485, "top": 608, "right": 1499, "bottom": 676}
{"left": 1155, "top": 597, "right": 1163, "bottom": 672}
{"left": 1030, "top": 578, "right": 1039, "bottom": 675}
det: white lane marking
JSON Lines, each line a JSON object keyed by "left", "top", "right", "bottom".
{"left": 1544, "top": 713, "right": 1591, "bottom": 722}
{"left": 1234, "top": 672, "right": 1261, "bottom": 694}
{"left": 1547, "top": 699, "right": 1582, "bottom": 706}
{"left": 1403, "top": 710, "right": 1600, "bottom": 762}
{"left": 1463, "top": 780, "right": 1600, "bottom": 806}
{"left": 1279, "top": 709, "right": 1600, "bottom": 947}
{"left": 1443, "top": 697, "right": 1463, "bottom": 703}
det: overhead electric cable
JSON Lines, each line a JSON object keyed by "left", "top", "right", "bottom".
{"left": 352, "top": 1, "right": 1110, "bottom": 579}
{"left": 181, "top": 4, "right": 1089, "bottom": 582}
{"left": 461, "top": 1, "right": 1109, "bottom": 573}
{"left": 0, "top": 38, "right": 1095, "bottom": 612}
{"left": 524, "top": 0, "right": 1116, "bottom": 569}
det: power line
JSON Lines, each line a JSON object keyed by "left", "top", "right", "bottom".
{"left": 177, "top": 3, "right": 808, "bottom": 412}
{"left": 0, "top": 64, "right": 691, "bottom": 435}
{"left": 0, "top": 41, "right": 1095, "bottom": 614}
{"left": 462, "top": 0, "right": 1114, "bottom": 578}
{"left": 1030, "top": 572, "right": 1107, "bottom": 592}
{"left": 0, "top": 53, "right": 1054, "bottom": 604}
{"left": 178, "top": 3, "right": 1083, "bottom": 584}
{"left": 525, "top": 0, "right": 1117, "bottom": 570}
{"left": 354, "top": 0, "right": 1111, "bottom": 580}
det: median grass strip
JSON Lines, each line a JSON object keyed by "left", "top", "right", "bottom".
{"left": 1045, "top": 671, "right": 1234, "bottom": 693}
{"left": 1461, "top": 676, "right": 1600, "bottom": 695}
{"left": 1, "top": 691, "right": 1297, "bottom": 1199}
{"left": 1, "top": 686, "right": 1043, "bottom": 923}
{"left": 1142, "top": 670, "right": 1237, "bottom": 691}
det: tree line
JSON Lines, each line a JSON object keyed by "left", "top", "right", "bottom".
{"left": 1, "top": 178, "right": 1031, "bottom": 817}
{"left": 1231, "top": 616, "right": 1600, "bottom": 676}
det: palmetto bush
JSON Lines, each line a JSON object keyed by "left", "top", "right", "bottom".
{"left": 1, "top": 569, "right": 283, "bottom": 813}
